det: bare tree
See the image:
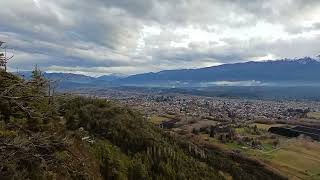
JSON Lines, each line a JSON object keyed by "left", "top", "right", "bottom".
{"left": 0, "top": 41, "right": 14, "bottom": 72}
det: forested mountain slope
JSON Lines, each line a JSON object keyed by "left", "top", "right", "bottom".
{"left": 118, "top": 57, "right": 320, "bottom": 84}
{"left": 0, "top": 69, "right": 286, "bottom": 180}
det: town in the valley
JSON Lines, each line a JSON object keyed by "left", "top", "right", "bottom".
{"left": 78, "top": 87, "right": 320, "bottom": 180}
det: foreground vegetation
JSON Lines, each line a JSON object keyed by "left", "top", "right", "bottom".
{"left": 0, "top": 69, "right": 287, "bottom": 179}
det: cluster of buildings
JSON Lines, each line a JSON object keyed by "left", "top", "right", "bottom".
{"left": 83, "top": 88, "right": 320, "bottom": 143}
{"left": 108, "top": 93, "right": 320, "bottom": 123}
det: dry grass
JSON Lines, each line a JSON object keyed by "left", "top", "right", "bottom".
{"left": 265, "top": 139, "right": 320, "bottom": 180}
{"left": 198, "top": 124, "right": 320, "bottom": 180}
{"left": 307, "top": 112, "right": 320, "bottom": 120}
{"left": 182, "top": 120, "right": 218, "bottom": 132}
{"left": 149, "top": 115, "right": 170, "bottom": 125}
{"left": 251, "top": 123, "right": 287, "bottom": 130}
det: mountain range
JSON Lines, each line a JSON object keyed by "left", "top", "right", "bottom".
{"left": 118, "top": 57, "right": 320, "bottom": 86}
{"left": 15, "top": 57, "right": 320, "bottom": 88}
{"left": 15, "top": 72, "right": 123, "bottom": 87}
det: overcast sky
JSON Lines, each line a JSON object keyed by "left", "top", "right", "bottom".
{"left": 1, "top": 0, "right": 320, "bottom": 76}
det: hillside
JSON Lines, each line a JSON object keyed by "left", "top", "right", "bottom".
{"left": 0, "top": 69, "right": 288, "bottom": 179}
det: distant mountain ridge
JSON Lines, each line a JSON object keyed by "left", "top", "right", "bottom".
{"left": 15, "top": 72, "right": 124, "bottom": 89}
{"left": 116, "top": 57, "right": 320, "bottom": 85}
{"left": 14, "top": 57, "right": 320, "bottom": 88}
{"left": 16, "top": 72, "right": 123, "bottom": 82}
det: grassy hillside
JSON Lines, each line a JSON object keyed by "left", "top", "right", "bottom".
{"left": 0, "top": 69, "right": 287, "bottom": 180}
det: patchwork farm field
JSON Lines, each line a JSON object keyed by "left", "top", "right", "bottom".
{"left": 149, "top": 112, "right": 320, "bottom": 180}
{"left": 197, "top": 123, "right": 320, "bottom": 180}
{"left": 249, "top": 124, "right": 320, "bottom": 180}
{"left": 267, "top": 140, "right": 320, "bottom": 180}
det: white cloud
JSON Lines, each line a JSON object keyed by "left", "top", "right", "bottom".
{"left": 1, "top": 0, "right": 320, "bottom": 75}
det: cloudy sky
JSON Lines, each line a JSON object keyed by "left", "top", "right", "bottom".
{"left": 1, "top": 0, "right": 320, "bottom": 76}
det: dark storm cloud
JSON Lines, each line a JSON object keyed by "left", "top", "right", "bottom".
{"left": 0, "top": 0, "right": 319, "bottom": 75}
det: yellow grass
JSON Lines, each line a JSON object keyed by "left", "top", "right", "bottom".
{"left": 149, "top": 115, "right": 170, "bottom": 125}
{"left": 307, "top": 112, "right": 320, "bottom": 119}
{"left": 199, "top": 129, "right": 320, "bottom": 180}
{"left": 251, "top": 123, "right": 286, "bottom": 130}
{"left": 265, "top": 140, "right": 320, "bottom": 180}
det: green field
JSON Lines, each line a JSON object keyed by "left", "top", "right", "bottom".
{"left": 233, "top": 138, "right": 320, "bottom": 180}
{"left": 199, "top": 125, "right": 320, "bottom": 180}
{"left": 266, "top": 140, "right": 320, "bottom": 180}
